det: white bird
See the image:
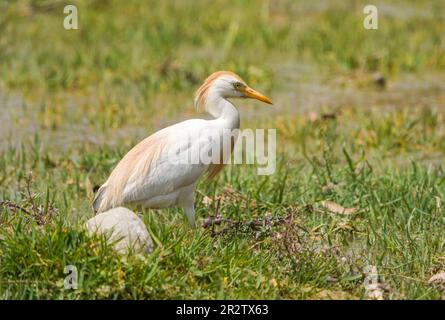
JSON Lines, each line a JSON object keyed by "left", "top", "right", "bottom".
{"left": 92, "top": 71, "right": 272, "bottom": 225}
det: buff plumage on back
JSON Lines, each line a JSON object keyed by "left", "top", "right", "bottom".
{"left": 194, "top": 71, "right": 242, "bottom": 111}
{"left": 93, "top": 131, "right": 168, "bottom": 213}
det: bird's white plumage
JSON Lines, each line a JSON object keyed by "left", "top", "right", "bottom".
{"left": 121, "top": 119, "right": 227, "bottom": 206}
{"left": 93, "top": 71, "right": 272, "bottom": 225}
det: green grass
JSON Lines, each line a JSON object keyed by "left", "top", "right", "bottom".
{"left": 1, "top": 0, "right": 445, "bottom": 299}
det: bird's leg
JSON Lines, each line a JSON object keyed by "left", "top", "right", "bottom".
{"left": 179, "top": 186, "right": 197, "bottom": 228}
{"left": 184, "top": 204, "right": 196, "bottom": 228}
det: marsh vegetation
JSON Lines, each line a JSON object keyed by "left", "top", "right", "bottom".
{"left": 1, "top": 0, "right": 445, "bottom": 299}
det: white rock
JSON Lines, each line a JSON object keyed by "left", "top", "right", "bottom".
{"left": 85, "top": 207, "right": 153, "bottom": 254}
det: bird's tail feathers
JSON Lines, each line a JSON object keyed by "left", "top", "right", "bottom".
{"left": 92, "top": 185, "right": 107, "bottom": 213}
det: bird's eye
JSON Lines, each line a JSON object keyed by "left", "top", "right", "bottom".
{"left": 233, "top": 82, "right": 243, "bottom": 90}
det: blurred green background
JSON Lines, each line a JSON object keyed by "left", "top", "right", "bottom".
{"left": 1, "top": 0, "right": 444, "bottom": 157}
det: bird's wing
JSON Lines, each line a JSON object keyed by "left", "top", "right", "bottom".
{"left": 93, "top": 119, "right": 214, "bottom": 212}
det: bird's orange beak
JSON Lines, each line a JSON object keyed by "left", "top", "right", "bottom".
{"left": 244, "top": 87, "right": 273, "bottom": 105}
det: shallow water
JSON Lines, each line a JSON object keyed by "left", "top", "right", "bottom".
{"left": 1, "top": 72, "right": 445, "bottom": 155}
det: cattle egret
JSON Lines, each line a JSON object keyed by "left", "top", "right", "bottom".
{"left": 92, "top": 71, "right": 272, "bottom": 225}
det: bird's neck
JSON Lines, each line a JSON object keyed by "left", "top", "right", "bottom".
{"left": 206, "top": 94, "right": 240, "bottom": 129}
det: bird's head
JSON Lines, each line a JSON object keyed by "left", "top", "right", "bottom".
{"left": 195, "top": 71, "right": 272, "bottom": 110}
